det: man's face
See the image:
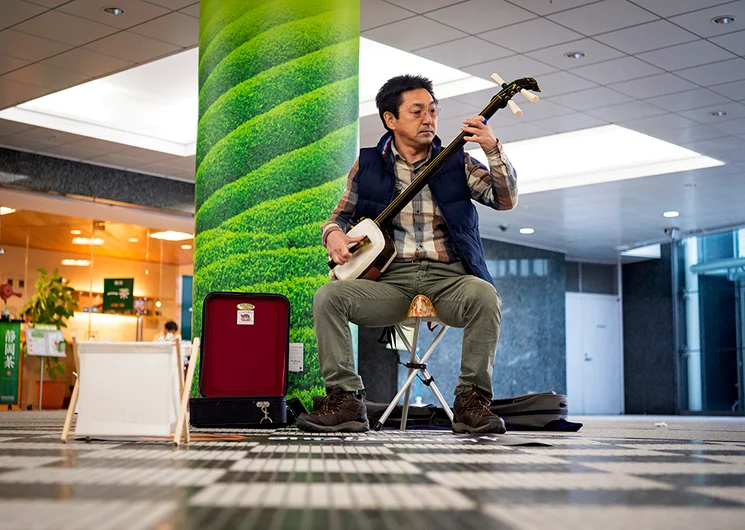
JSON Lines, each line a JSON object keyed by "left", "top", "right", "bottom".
{"left": 384, "top": 88, "right": 438, "bottom": 149}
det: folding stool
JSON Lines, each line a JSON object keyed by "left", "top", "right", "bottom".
{"left": 373, "top": 295, "right": 454, "bottom": 430}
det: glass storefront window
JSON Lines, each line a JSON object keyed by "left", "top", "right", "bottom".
{"left": 676, "top": 226, "right": 745, "bottom": 413}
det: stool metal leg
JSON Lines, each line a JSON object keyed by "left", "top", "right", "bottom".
{"left": 373, "top": 324, "right": 453, "bottom": 430}
{"left": 400, "top": 317, "right": 422, "bottom": 431}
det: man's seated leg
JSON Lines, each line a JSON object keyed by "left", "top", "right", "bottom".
{"left": 297, "top": 275, "right": 413, "bottom": 433}
{"left": 420, "top": 263, "right": 506, "bottom": 434}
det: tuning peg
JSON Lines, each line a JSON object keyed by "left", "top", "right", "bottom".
{"left": 491, "top": 73, "right": 539, "bottom": 104}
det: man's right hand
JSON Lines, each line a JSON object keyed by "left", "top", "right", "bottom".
{"left": 327, "top": 230, "right": 366, "bottom": 265}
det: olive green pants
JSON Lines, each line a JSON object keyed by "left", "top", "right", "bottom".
{"left": 313, "top": 260, "right": 502, "bottom": 397}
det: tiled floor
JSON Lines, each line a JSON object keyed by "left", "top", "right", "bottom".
{"left": 1, "top": 412, "right": 745, "bottom": 529}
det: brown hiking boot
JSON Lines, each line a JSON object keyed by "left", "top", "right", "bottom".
{"left": 452, "top": 385, "right": 506, "bottom": 434}
{"left": 297, "top": 387, "right": 370, "bottom": 433}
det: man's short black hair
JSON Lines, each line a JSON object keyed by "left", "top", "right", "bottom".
{"left": 375, "top": 74, "right": 437, "bottom": 132}
{"left": 165, "top": 321, "right": 178, "bottom": 332}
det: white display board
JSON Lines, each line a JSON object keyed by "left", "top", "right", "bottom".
{"left": 25, "top": 327, "right": 66, "bottom": 357}
{"left": 75, "top": 341, "right": 181, "bottom": 437}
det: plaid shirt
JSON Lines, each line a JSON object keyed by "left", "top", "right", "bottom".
{"left": 322, "top": 137, "right": 518, "bottom": 263}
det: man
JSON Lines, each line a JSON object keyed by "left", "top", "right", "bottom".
{"left": 297, "top": 75, "right": 518, "bottom": 434}
{"left": 154, "top": 320, "right": 180, "bottom": 342}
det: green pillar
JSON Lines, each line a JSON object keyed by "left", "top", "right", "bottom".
{"left": 193, "top": 0, "right": 360, "bottom": 404}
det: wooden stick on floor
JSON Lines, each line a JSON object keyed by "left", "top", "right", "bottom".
{"left": 61, "top": 338, "right": 81, "bottom": 443}
{"left": 174, "top": 338, "right": 200, "bottom": 446}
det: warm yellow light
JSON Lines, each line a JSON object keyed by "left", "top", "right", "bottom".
{"left": 70, "top": 229, "right": 82, "bottom": 235}
{"left": 0, "top": 207, "right": 16, "bottom": 215}
{"left": 72, "top": 237, "right": 104, "bottom": 245}
{"left": 181, "top": 244, "right": 192, "bottom": 250}
{"left": 61, "top": 259, "right": 91, "bottom": 266}
{"left": 149, "top": 230, "right": 193, "bottom": 241}
{"left": 128, "top": 237, "right": 139, "bottom": 242}
{"left": 155, "top": 300, "right": 162, "bottom": 308}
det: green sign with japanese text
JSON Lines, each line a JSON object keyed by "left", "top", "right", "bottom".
{"left": 103, "top": 278, "right": 134, "bottom": 313}
{"left": 0, "top": 321, "right": 21, "bottom": 405}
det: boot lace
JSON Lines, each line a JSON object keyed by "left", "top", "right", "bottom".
{"left": 461, "top": 390, "right": 493, "bottom": 417}
{"left": 317, "top": 392, "right": 347, "bottom": 416}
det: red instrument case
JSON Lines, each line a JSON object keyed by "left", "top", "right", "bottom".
{"left": 189, "top": 292, "right": 290, "bottom": 428}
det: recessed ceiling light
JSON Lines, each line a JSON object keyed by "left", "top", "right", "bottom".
{"left": 564, "top": 51, "right": 585, "bottom": 59}
{"left": 711, "top": 15, "right": 735, "bottom": 25}
{"left": 149, "top": 230, "right": 193, "bottom": 241}
{"left": 709, "top": 110, "right": 727, "bottom": 117}
{"left": 0, "top": 207, "right": 16, "bottom": 215}
{"left": 128, "top": 237, "right": 139, "bottom": 243}
{"left": 72, "top": 237, "right": 104, "bottom": 245}
{"left": 519, "top": 228, "right": 535, "bottom": 235}
{"left": 102, "top": 6, "right": 124, "bottom": 15}
{"left": 181, "top": 244, "right": 192, "bottom": 250}
{"left": 663, "top": 211, "right": 680, "bottom": 218}
{"left": 61, "top": 259, "right": 91, "bottom": 267}
{"left": 70, "top": 229, "right": 82, "bottom": 235}
{"left": 155, "top": 300, "right": 162, "bottom": 308}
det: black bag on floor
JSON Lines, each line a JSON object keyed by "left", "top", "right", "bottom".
{"left": 364, "top": 391, "right": 582, "bottom": 432}
{"left": 490, "top": 391, "right": 582, "bottom": 432}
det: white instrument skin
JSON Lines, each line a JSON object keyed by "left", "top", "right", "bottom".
{"left": 330, "top": 219, "right": 397, "bottom": 281}
{"left": 328, "top": 74, "right": 540, "bottom": 282}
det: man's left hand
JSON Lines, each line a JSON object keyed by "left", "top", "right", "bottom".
{"left": 461, "top": 115, "right": 498, "bottom": 152}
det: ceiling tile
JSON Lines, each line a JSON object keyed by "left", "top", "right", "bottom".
{"left": 362, "top": 16, "right": 467, "bottom": 51}
{"left": 115, "top": 147, "right": 174, "bottom": 165}
{"left": 628, "top": 0, "right": 736, "bottom": 18}
{"left": 361, "top": 0, "right": 414, "bottom": 31}
{"left": 516, "top": 0, "right": 600, "bottom": 16}
{"left": 14, "top": 126, "right": 85, "bottom": 144}
{"left": 530, "top": 112, "right": 607, "bottom": 134}
{"left": 594, "top": 20, "right": 698, "bottom": 54}
{"left": 179, "top": 3, "right": 199, "bottom": 19}
{"left": 415, "top": 37, "right": 513, "bottom": 69}
{"left": 585, "top": 101, "right": 668, "bottom": 122}
{"left": 623, "top": 113, "right": 699, "bottom": 135}
{"left": 2, "top": 62, "right": 90, "bottom": 90}
{"left": 0, "top": 119, "right": 35, "bottom": 137}
{"left": 0, "top": 0, "right": 46, "bottom": 29}
{"left": 427, "top": 0, "right": 536, "bottom": 34}
{"left": 41, "top": 142, "right": 109, "bottom": 160}
{"left": 636, "top": 40, "right": 736, "bottom": 71}
{"left": 526, "top": 38, "right": 625, "bottom": 68}
{"left": 678, "top": 101, "right": 745, "bottom": 123}
{"left": 709, "top": 79, "right": 745, "bottom": 101}
{"left": 60, "top": 137, "right": 130, "bottom": 155}
{"left": 462, "top": 54, "right": 557, "bottom": 82}
{"left": 514, "top": 100, "right": 574, "bottom": 122}
{"left": 571, "top": 56, "right": 662, "bottom": 84}
{"left": 711, "top": 117, "right": 745, "bottom": 135}
{"left": 669, "top": 2, "right": 745, "bottom": 37}
{"left": 529, "top": 70, "right": 598, "bottom": 97}
{"left": 145, "top": 0, "right": 195, "bottom": 8}
{"left": 129, "top": 11, "right": 198, "bottom": 47}
{"left": 0, "top": 29, "right": 73, "bottom": 62}
{"left": 0, "top": 54, "right": 28, "bottom": 76}
{"left": 681, "top": 135, "right": 745, "bottom": 155}
{"left": 610, "top": 73, "right": 698, "bottom": 99}
{"left": 383, "top": 0, "right": 462, "bottom": 14}
{"left": 549, "top": 86, "right": 633, "bottom": 111}
{"left": 0, "top": 135, "right": 58, "bottom": 152}
{"left": 494, "top": 122, "right": 548, "bottom": 142}
{"left": 57, "top": 0, "right": 170, "bottom": 29}
{"left": 0, "top": 79, "right": 48, "bottom": 109}
{"left": 638, "top": 124, "right": 728, "bottom": 145}
{"left": 676, "top": 58, "right": 745, "bottom": 86}
{"left": 24, "top": 0, "right": 69, "bottom": 6}
{"left": 548, "top": 0, "right": 658, "bottom": 36}
{"left": 478, "top": 17, "right": 583, "bottom": 53}
{"left": 13, "top": 9, "right": 119, "bottom": 46}
{"left": 83, "top": 31, "right": 180, "bottom": 63}
{"left": 644, "top": 88, "right": 732, "bottom": 112}
{"left": 709, "top": 29, "right": 745, "bottom": 55}
{"left": 39, "top": 47, "right": 132, "bottom": 77}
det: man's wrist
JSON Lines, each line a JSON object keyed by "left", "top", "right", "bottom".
{"left": 322, "top": 224, "right": 342, "bottom": 247}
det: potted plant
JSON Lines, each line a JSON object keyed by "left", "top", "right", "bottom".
{"left": 20, "top": 268, "right": 78, "bottom": 409}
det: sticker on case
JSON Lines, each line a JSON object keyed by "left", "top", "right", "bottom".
{"left": 236, "top": 303, "right": 255, "bottom": 325}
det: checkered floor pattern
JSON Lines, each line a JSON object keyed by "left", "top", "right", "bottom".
{"left": 1, "top": 412, "right": 745, "bottom": 529}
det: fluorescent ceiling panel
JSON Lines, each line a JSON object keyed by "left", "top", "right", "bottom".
{"left": 621, "top": 243, "right": 661, "bottom": 259}
{"left": 0, "top": 39, "right": 492, "bottom": 156}
{"left": 468, "top": 125, "right": 724, "bottom": 193}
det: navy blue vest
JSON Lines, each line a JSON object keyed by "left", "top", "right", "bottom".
{"left": 355, "top": 133, "right": 494, "bottom": 286}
